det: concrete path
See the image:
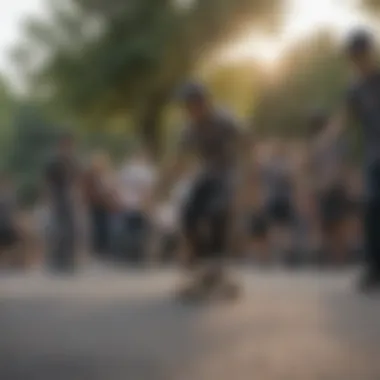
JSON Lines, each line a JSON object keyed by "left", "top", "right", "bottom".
{"left": 0, "top": 268, "right": 379, "bottom": 380}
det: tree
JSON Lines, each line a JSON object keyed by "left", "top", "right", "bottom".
{"left": 14, "top": 0, "right": 283, "bottom": 155}
{"left": 0, "top": 77, "right": 17, "bottom": 170}
{"left": 252, "top": 30, "right": 365, "bottom": 161}
{"left": 361, "top": 0, "right": 380, "bottom": 13}
{"left": 203, "top": 60, "right": 264, "bottom": 119}
{"left": 253, "top": 31, "right": 349, "bottom": 137}
{"left": 5, "top": 105, "right": 63, "bottom": 205}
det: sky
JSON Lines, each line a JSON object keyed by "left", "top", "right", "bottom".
{"left": 0, "top": 0, "right": 45, "bottom": 72}
{"left": 223, "top": 0, "right": 370, "bottom": 64}
{"left": 0, "top": 0, "right": 373, "bottom": 78}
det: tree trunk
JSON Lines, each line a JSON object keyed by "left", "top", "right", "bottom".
{"left": 138, "top": 94, "right": 168, "bottom": 159}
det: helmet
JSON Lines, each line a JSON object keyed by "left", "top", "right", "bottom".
{"left": 345, "top": 29, "right": 374, "bottom": 56}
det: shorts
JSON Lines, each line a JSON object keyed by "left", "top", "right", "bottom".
{"left": 247, "top": 213, "right": 268, "bottom": 238}
{"left": 267, "top": 197, "right": 293, "bottom": 225}
{"left": 181, "top": 171, "right": 233, "bottom": 260}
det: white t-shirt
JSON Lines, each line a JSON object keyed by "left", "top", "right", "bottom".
{"left": 118, "top": 161, "right": 157, "bottom": 210}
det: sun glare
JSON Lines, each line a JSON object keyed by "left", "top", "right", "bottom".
{"left": 222, "top": 0, "right": 369, "bottom": 67}
{"left": 222, "top": 39, "right": 281, "bottom": 66}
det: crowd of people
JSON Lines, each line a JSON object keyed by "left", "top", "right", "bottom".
{"left": 1, "top": 27, "right": 380, "bottom": 295}
{"left": 0, "top": 118, "right": 363, "bottom": 272}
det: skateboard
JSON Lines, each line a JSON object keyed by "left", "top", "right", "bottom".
{"left": 174, "top": 273, "right": 242, "bottom": 304}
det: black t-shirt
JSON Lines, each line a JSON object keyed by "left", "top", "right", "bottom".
{"left": 179, "top": 108, "right": 244, "bottom": 174}
{"left": 0, "top": 187, "right": 16, "bottom": 228}
{"left": 346, "top": 70, "right": 380, "bottom": 163}
{"left": 45, "top": 154, "right": 79, "bottom": 211}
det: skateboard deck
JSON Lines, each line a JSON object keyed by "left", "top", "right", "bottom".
{"left": 174, "top": 276, "right": 242, "bottom": 304}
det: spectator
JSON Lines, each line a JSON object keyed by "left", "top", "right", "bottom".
{"left": 0, "top": 175, "right": 22, "bottom": 268}
{"left": 261, "top": 141, "right": 297, "bottom": 265}
{"left": 83, "top": 152, "right": 114, "bottom": 259}
{"left": 244, "top": 149, "right": 270, "bottom": 265}
{"left": 44, "top": 133, "right": 81, "bottom": 273}
{"left": 344, "top": 166, "right": 365, "bottom": 262}
{"left": 308, "top": 109, "right": 351, "bottom": 266}
{"left": 115, "top": 147, "right": 157, "bottom": 263}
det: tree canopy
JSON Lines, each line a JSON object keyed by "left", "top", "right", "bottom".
{"left": 361, "top": 0, "right": 380, "bottom": 13}
{"left": 203, "top": 60, "right": 264, "bottom": 119}
{"left": 14, "top": 0, "right": 283, "bottom": 154}
{"left": 253, "top": 31, "right": 349, "bottom": 137}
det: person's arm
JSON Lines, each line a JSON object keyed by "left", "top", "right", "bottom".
{"left": 155, "top": 152, "right": 188, "bottom": 202}
{"left": 314, "top": 101, "right": 352, "bottom": 152}
{"left": 154, "top": 128, "right": 193, "bottom": 202}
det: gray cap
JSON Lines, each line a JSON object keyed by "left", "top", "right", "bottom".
{"left": 175, "top": 81, "right": 208, "bottom": 102}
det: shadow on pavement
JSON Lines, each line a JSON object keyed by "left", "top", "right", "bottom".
{"left": 0, "top": 292, "right": 209, "bottom": 380}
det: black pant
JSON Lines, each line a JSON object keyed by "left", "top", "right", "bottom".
{"left": 49, "top": 213, "right": 77, "bottom": 273}
{"left": 0, "top": 223, "right": 18, "bottom": 249}
{"left": 116, "top": 210, "right": 150, "bottom": 263}
{"left": 182, "top": 173, "right": 231, "bottom": 260}
{"left": 364, "top": 162, "right": 380, "bottom": 274}
{"left": 267, "top": 197, "right": 293, "bottom": 225}
{"left": 90, "top": 205, "right": 110, "bottom": 257}
{"left": 318, "top": 185, "right": 348, "bottom": 233}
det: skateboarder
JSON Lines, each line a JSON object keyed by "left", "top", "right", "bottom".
{"left": 155, "top": 81, "right": 250, "bottom": 300}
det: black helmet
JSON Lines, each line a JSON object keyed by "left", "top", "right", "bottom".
{"left": 175, "top": 81, "right": 208, "bottom": 102}
{"left": 345, "top": 29, "right": 374, "bottom": 56}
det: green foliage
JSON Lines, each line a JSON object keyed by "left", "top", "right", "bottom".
{"left": 361, "top": 0, "right": 380, "bottom": 13}
{"left": 203, "top": 61, "right": 264, "bottom": 119}
{"left": 252, "top": 30, "right": 367, "bottom": 162}
{"left": 14, "top": 0, "right": 282, "bottom": 154}
{"left": 5, "top": 105, "right": 63, "bottom": 206}
{"left": 0, "top": 78, "right": 16, "bottom": 168}
{"left": 80, "top": 130, "right": 136, "bottom": 165}
{"left": 254, "top": 31, "right": 349, "bottom": 137}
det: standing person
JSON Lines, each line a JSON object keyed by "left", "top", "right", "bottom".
{"left": 290, "top": 143, "right": 314, "bottom": 266}
{"left": 319, "top": 29, "right": 380, "bottom": 291}
{"left": 44, "top": 133, "right": 81, "bottom": 273}
{"left": 244, "top": 147, "right": 270, "bottom": 265}
{"left": 345, "top": 165, "right": 365, "bottom": 263}
{"left": 0, "top": 175, "right": 22, "bottom": 268}
{"left": 261, "top": 141, "right": 296, "bottom": 266}
{"left": 83, "top": 152, "right": 113, "bottom": 260}
{"left": 308, "top": 109, "right": 351, "bottom": 266}
{"left": 155, "top": 81, "right": 250, "bottom": 300}
{"left": 116, "top": 147, "right": 157, "bottom": 264}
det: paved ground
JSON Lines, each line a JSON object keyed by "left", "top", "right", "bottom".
{"left": 0, "top": 267, "right": 380, "bottom": 380}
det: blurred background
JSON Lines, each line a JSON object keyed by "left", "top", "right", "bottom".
{"left": 0, "top": 0, "right": 377, "bottom": 269}
{"left": 1, "top": 2, "right": 380, "bottom": 380}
